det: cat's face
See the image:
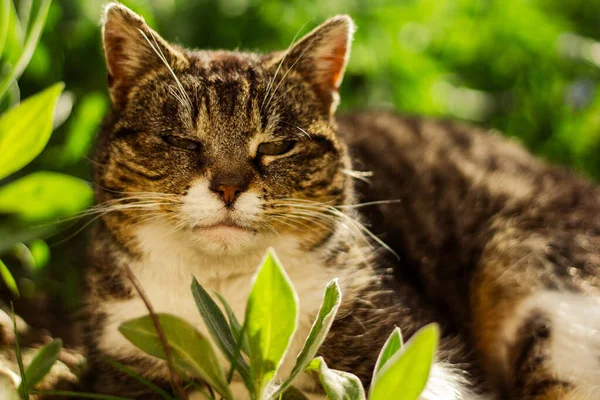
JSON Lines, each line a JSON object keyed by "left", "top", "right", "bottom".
{"left": 95, "top": 3, "right": 355, "bottom": 254}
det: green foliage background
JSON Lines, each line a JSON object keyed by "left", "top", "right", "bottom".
{"left": 2, "top": 0, "right": 600, "bottom": 307}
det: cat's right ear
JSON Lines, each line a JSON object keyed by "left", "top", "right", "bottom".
{"left": 102, "top": 3, "right": 186, "bottom": 107}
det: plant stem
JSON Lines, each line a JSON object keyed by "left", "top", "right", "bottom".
{"left": 18, "top": 0, "right": 32, "bottom": 33}
{"left": 122, "top": 263, "right": 188, "bottom": 400}
{"left": 11, "top": 302, "right": 28, "bottom": 400}
{"left": 107, "top": 359, "right": 176, "bottom": 400}
{"left": 0, "top": 0, "right": 51, "bottom": 102}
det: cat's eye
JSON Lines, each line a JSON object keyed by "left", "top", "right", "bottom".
{"left": 257, "top": 141, "right": 296, "bottom": 156}
{"left": 162, "top": 135, "right": 200, "bottom": 151}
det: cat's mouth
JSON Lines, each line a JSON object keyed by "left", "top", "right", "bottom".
{"left": 196, "top": 222, "right": 251, "bottom": 231}
{"left": 192, "top": 220, "right": 257, "bottom": 238}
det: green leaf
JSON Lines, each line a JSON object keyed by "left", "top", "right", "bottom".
{"left": 61, "top": 93, "right": 109, "bottom": 164}
{"left": 245, "top": 248, "right": 298, "bottom": 396}
{"left": 310, "top": 357, "right": 365, "bottom": 400}
{"left": 0, "top": 0, "right": 24, "bottom": 64}
{"left": 269, "top": 279, "right": 342, "bottom": 399}
{"left": 18, "top": 338, "right": 62, "bottom": 395}
{"left": 0, "top": 0, "right": 10, "bottom": 56}
{"left": 107, "top": 359, "right": 174, "bottom": 400}
{"left": 214, "top": 291, "right": 250, "bottom": 355}
{"left": 119, "top": 313, "right": 232, "bottom": 400}
{"left": 372, "top": 327, "right": 403, "bottom": 380}
{"left": 0, "top": 259, "right": 19, "bottom": 298}
{"left": 0, "top": 83, "right": 64, "bottom": 179}
{"left": 0, "top": 0, "right": 52, "bottom": 101}
{"left": 191, "top": 277, "right": 252, "bottom": 389}
{"left": 27, "top": 239, "right": 50, "bottom": 271}
{"left": 0, "top": 223, "right": 56, "bottom": 255}
{"left": 0, "top": 171, "right": 93, "bottom": 222}
{"left": 369, "top": 324, "right": 439, "bottom": 400}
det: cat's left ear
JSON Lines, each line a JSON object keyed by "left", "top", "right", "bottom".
{"left": 101, "top": 3, "right": 187, "bottom": 108}
{"left": 274, "top": 15, "right": 355, "bottom": 115}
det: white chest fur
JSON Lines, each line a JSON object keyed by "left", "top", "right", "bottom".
{"left": 97, "top": 222, "right": 358, "bottom": 390}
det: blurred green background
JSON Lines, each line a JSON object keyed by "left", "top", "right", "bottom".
{"left": 2, "top": 0, "right": 600, "bottom": 314}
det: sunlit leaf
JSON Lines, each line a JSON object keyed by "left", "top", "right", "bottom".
{"left": 0, "top": 0, "right": 10, "bottom": 57}
{"left": 119, "top": 313, "right": 233, "bottom": 400}
{"left": 27, "top": 239, "right": 50, "bottom": 271}
{"left": 269, "top": 279, "right": 341, "bottom": 399}
{"left": 0, "top": 171, "right": 93, "bottom": 222}
{"left": 0, "top": 259, "right": 19, "bottom": 298}
{"left": 0, "top": 224, "right": 56, "bottom": 255}
{"left": 372, "top": 327, "right": 403, "bottom": 379}
{"left": 0, "top": 0, "right": 24, "bottom": 64}
{"left": 0, "top": 0, "right": 52, "bottom": 101}
{"left": 0, "top": 83, "right": 64, "bottom": 179}
{"left": 18, "top": 339, "right": 62, "bottom": 395}
{"left": 309, "top": 357, "right": 365, "bottom": 400}
{"left": 245, "top": 248, "right": 298, "bottom": 396}
{"left": 62, "top": 93, "right": 108, "bottom": 164}
{"left": 191, "top": 277, "right": 251, "bottom": 389}
{"left": 369, "top": 324, "right": 439, "bottom": 400}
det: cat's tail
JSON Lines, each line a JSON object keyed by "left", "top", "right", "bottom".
{"left": 503, "top": 291, "right": 600, "bottom": 399}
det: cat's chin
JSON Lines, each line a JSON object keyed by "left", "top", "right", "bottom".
{"left": 189, "top": 224, "right": 263, "bottom": 254}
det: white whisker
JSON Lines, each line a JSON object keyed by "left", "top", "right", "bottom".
{"left": 138, "top": 28, "right": 192, "bottom": 115}
{"left": 261, "top": 21, "right": 310, "bottom": 112}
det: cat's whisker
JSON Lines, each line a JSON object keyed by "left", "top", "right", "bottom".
{"left": 268, "top": 215, "right": 307, "bottom": 234}
{"left": 328, "top": 208, "right": 399, "bottom": 259}
{"left": 96, "top": 186, "right": 179, "bottom": 197}
{"left": 337, "top": 199, "right": 403, "bottom": 209}
{"left": 268, "top": 213, "right": 321, "bottom": 235}
{"left": 268, "top": 199, "right": 399, "bottom": 258}
{"left": 342, "top": 169, "right": 373, "bottom": 184}
{"left": 168, "top": 85, "right": 190, "bottom": 112}
{"left": 261, "top": 22, "right": 310, "bottom": 112}
{"left": 284, "top": 210, "right": 338, "bottom": 232}
{"left": 263, "top": 35, "right": 320, "bottom": 112}
{"left": 138, "top": 28, "right": 192, "bottom": 115}
{"left": 279, "top": 120, "right": 311, "bottom": 139}
{"left": 256, "top": 220, "right": 281, "bottom": 237}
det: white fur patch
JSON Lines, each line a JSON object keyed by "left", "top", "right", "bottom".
{"left": 96, "top": 218, "right": 367, "bottom": 388}
{"left": 504, "top": 291, "right": 600, "bottom": 397}
{"left": 421, "top": 363, "right": 490, "bottom": 400}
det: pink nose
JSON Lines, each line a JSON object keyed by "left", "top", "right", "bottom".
{"left": 212, "top": 184, "right": 243, "bottom": 207}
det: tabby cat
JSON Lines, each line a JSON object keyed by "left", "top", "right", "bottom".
{"left": 85, "top": 3, "right": 600, "bottom": 399}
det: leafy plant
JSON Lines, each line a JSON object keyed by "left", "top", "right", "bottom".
{"left": 120, "top": 248, "right": 440, "bottom": 399}
{"left": 0, "top": 0, "right": 93, "bottom": 299}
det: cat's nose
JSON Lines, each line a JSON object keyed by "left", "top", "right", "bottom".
{"left": 210, "top": 184, "right": 246, "bottom": 208}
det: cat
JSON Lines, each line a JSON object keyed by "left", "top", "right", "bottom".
{"left": 84, "top": 2, "right": 600, "bottom": 399}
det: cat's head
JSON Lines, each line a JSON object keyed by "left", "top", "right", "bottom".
{"left": 95, "top": 3, "right": 356, "bottom": 254}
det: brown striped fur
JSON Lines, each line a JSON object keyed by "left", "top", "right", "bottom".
{"left": 84, "top": 3, "right": 600, "bottom": 399}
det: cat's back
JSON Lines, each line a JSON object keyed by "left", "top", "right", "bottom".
{"left": 338, "top": 110, "right": 600, "bottom": 217}
{"left": 338, "top": 111, "right": 600, "bottom": 323}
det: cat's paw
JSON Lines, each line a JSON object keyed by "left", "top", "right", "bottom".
{"left": 506, "top": 291, "right": 600, "bottom": 399}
